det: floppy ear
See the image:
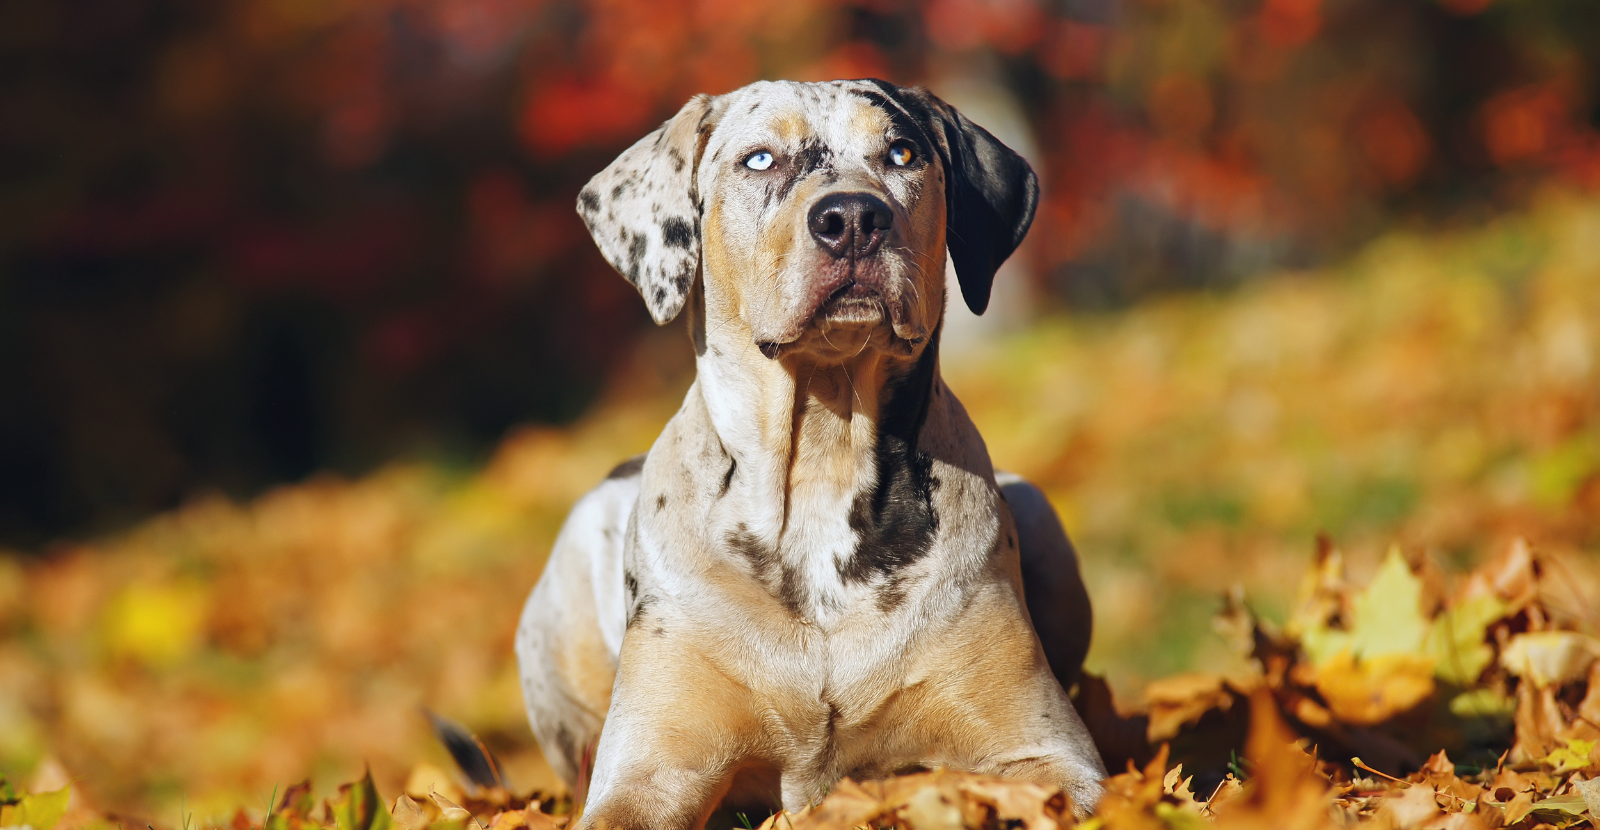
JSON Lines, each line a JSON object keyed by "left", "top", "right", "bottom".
{"left": 576, "top": 95, "right": 715, "bottom": 325}
{"left": 888, "top": 86, "right": 1039, "bottom": 315}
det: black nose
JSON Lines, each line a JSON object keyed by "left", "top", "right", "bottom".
{"left": 808, "top": 192, "right": 893, "bottom": 259}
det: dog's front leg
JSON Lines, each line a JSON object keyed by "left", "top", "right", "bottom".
{"left": 577, "top": 631, "right": 762, "bottom": 830}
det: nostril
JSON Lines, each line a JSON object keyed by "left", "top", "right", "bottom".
{"left": 809, "top": 192, "right": 892, "bottom": 257}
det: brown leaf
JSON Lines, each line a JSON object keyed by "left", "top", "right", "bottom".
{"left": 428, "top": 790, "right": 478, "bottom": 828}
{"left": 1413, "top": 751, "right": 1484, "bottom": 804}
{"left": 953, "top": 775, "right": 1071, "bottom": 830}
{"left": 390, "top": 795, "right": 428, "bottom": 830}
{"left": 1377, "top": 785, "right": 1442, "bottom": 829}
{"left": 1145, "top": 672, "right": 1236, "bottom": 741}
{"left": 1512, "top": 682, "right": 1568, "bottom": 764}
{"left": 788, "top": 777, "right": 887, "bottom": 830}
{"left": 1211, "top": 691, "right": 1338, "bottom": 830}
{"left": 1500, "top": 789, "right": 1536, "bottom": 826}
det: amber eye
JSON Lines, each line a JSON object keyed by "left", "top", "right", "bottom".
{"left": 889, "top": 143, "right": 916, "bottom": 166}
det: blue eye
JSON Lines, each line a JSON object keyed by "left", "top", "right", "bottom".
{"left": 745, "top": 151, "right": 774, "bottom": 170}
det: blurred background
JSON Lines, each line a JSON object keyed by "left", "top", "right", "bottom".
{"left": 2, "top": 0, "right": 1599, "bottom": 821}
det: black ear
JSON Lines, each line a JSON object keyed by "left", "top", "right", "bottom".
{"left": 576, "top": 95, "right": 716, "bottom": 325}
{"left": 884, "top": 85, "right": 1039, "bottom": 315}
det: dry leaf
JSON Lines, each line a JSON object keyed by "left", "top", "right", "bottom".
{"left": 1499, "top": 632, "right": 1600, "bottom": 689}
{"left": 1146, "top": 672, "right": 1235, "bottom": 741}
{"left": 1377, "top": 785, "right": 1442, "bottom": 829}
{"left": 429, "top": 790, "right": 478, "bottom": 827}
{"left": 390, "top": 795, "right": 429, "bottom": 830}
{"left": 1211, "top": 691, "right": 1337, "bottom": 830}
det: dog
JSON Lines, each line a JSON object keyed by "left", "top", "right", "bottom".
{"left": 514, "top": 79, "right": 1105, "bottom": 830}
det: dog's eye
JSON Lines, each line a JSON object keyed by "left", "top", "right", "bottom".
{"left": 745, "top": 151, "right": 775, "bottom": 171}
{"left": 888, "top": 143, "right": 916, "bottom": 167}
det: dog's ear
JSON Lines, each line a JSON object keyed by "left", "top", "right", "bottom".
{"left": 577, "top": 95, "right": 715, "bottom": 325}
{"left": 888, "top": 86, "right": 1039, "bottom": 316}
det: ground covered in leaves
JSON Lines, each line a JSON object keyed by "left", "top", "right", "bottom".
{"left": 2, "top": 190, "right": 1599, "bottom": 828}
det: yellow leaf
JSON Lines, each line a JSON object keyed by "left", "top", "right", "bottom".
{"left": 1542, "top": 739, "right": 1597, "bottom": 774}
{"left": 1297, "top": 547, "right": 1430, "bottom": 671}
{"left": 1424, "top": 593, "right": 1507, "bottom": 685}
{"left": 1348, "top": 547, "right": 1430, "bottom": 660}
{"left": 0, "top": 786, "right": 70, "bottom": 830}
{"left": 1314, "top": 650, "right": 1436, "bottom": 725}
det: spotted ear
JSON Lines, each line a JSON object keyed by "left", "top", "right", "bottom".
{"left": 577, "top": 95, "right": 715, "bottom": 325}
{"left": 887, "top": 86, "right": 1039, "bottom": 316}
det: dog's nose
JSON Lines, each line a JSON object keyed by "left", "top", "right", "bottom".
{"left": 808, "top": 193, "right": 892, "bottom": 259}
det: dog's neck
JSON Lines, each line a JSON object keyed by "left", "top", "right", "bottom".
{"left": 691, "top": 307, "right": 941, "bottom": 544}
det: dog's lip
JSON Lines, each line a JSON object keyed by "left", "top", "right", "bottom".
{"left": 823, "top": 279, "right": 881, "bottom": 304}
{"left": 754, "top": 267, "right": 926, "bottom": 360}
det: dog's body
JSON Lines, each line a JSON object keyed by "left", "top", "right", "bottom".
{"left": 515, "top": 80, "right": 1104, "bottom": 829}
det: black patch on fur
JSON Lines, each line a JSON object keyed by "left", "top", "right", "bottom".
{"left": 662, "top": 216, "right": 693, "bottom": 249}
{"left": 728, "top": 522, "right": 806, "bottom": 615}
{"left": 626, "top": 231, "right": 647, "bottom": 280}
{"left": 719, "top": 456, "right": 737, "bottom": 498}
{"left": 851, "top": 84, "right": 933, "bottom": 153}
{"left": 773, "top": 138, "right": 832, "bottom": 206}
{"left": 606, "top": 454, "right": 646, "bottom": 480}
{"left": 624, "top": 571, "right": 655, "bottom": 628}
{"left": 875, "top": 575, "right": 908, "bottom": 613}
{"left": 748, "top": 101, "right": 760, "bottom": 114}
{"left": 838, "top": 328, "right": 942, "bottom": 589}
{"left": 655, "top": 494, "right": 667, "bottom": 512}
{"left": 611, "top": 181, "right": 631, "bottom": 200}
{"left": 728, "top": 523, "right": 776, "bottom": 572}
{"left": 578, "top": 188, "right": 600, "bottom": 217}
{"left": 668, "top": 147, "right": 685, "bottom": 172}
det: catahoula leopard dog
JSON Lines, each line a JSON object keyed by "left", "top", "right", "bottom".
{"left": 515, "top": 78, "right": 1105, "bottom": 829}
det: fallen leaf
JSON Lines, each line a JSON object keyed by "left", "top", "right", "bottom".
{"left": 1573, "top": 776, "right": 1600, "bottom": 818}
{"left": 1377, "top": 785, "right": 1441, "bottom": 829}
{"left": 1424, "top": 594, "right": 1508, "bottom": 686}
{"left": 391, "top": 795, "right": 430, "bottom": 830}
{"left": 429, "top": 790, "right": 477, "bottom": 827}
{"left": 0, "top": 785, "right": 69, "bottom": 830}
{"left": 1211, "top": 691, "right": 1337, "bottom": 830}
{"left": 1145, "top": 672, "right": 1235, "bottom": 741}
{"left": 1314, "top": 650, "right": 1436, "bottom": 725}
{"left": 899, "top": 782, "right": 965, "bottom": 830}
{"left": 1500, "top": 632, "right": 1600, "bottom": 689}
{"left": 330, "top": 770, "right": 394, "bottom": 830}
{"left": 1541, "top": 738, "right": 1596, "bottom": 774}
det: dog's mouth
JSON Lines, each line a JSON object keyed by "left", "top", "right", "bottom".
{"left": 820, "top": 278, "right": 883, "bottom": 310}
{"left": 753, "top": 266, "right": 928, "bottom": 360}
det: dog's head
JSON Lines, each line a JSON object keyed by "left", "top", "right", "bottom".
{"left": 577, "top": 79, "right": 1037, "bottom": 363}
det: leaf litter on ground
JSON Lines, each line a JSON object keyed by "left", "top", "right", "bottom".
{"left": 2, "top": 192, "right": 1599, "bottom": 828}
